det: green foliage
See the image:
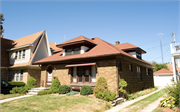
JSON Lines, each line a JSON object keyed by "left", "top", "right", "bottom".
{"left": 66, "top": 91, "right": 79, "bottom": 96}
{"left": 119, "top": 79, "right": 127, "bottom": 98}
{"left": 25, "top": 77, "right": 36, "bottom": 90}
{"left": 0, "top": 13, "right": 5, "bottom": 35}
{"left": 50, "top": 77, "right": 60, "bottom": 93}
{"left": 152, "top": 61, "right": 169, "bottom": 72}
{"left": 38, "top": 89, "right": 52, "bottom": 95}
{"left": 94, "top": 77, "right": 108, "bottom": 96}
{"left": 80, "top": 85, "right": 93, "bottom": 95}
{"left": 166, "top": 80, "right": 179, "bottom": 107}
{"left": 160, "top": 96, "right": 176, "bottom": 108}
{"left": 10, "top": 86, "right": 27, "bottom": 94}
{"left": 59, "top": 85, "right": 71, "bottom": 94}
{"left": 8, "top": 81, "right": 26, "bottom": 86}
{"left": 95, "top": 91, "right": 116, "bottom": 102}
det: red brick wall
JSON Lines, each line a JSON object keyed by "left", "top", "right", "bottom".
{"left": 1, "top": 38, "right": 13, "bottom": 67}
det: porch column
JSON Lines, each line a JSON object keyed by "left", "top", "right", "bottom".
{"left": 171, "top": 56, "right": 178, "bottom": 82}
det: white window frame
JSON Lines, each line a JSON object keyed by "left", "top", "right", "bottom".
{"left": 22, "top": 49, "right": 26, "bottom": 58}
{"left": 13, "top": 70, "right": 23, "bottom": 82}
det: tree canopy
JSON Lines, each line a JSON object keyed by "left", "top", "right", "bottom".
{"left": 0, "top": 13, "right": 5, "bottom": 36}
{"left": 152, "top": 61, "right": 169, "bottom": 72}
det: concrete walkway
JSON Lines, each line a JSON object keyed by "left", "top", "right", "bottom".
{"left": 0, "top": 95, "right": 33, "bottom": 104}
{"left": 140, "top": 97, "right": 163, "bottom": 112}
{"left": 105, "top": 87, "right": 164, "bottom": 112}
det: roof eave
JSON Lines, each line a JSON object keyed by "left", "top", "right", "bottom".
{"left": 7, "top": 44, "right": 33, "bottom": 51}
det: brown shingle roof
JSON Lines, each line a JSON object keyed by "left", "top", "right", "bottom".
{"left": 11, "top": 30, "right": 45, "bottom": 48}
{"left": 154, "top": 68, "right": 173, "bottom": 74}
{"left": 34, "top": 36, "right": 155, "bottom": 68}
{"left": 49, "top": 42, "right": 58, "bottom": 50}
{"left": 56, "top": 35, "right": 96, "bottom": 47}
{"left": 115, "top": 42, "right": 146, "bottom": 53}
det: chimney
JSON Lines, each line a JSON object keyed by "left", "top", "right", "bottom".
{"left": 115, "top": 40, "right": 120, "bottom": 45}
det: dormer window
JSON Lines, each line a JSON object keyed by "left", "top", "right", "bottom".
{"left": 15, "top": 51, "right": 18, "bottom": 59}
{"left": 19, "top": 50, "right": 22, "bottom": 59}
{"left": 65, "top": 47, "right": 80, "bottom": 56}
{"left": 22, "top": 49, "right": 26, "bottom": 58}
{"left": 136, "top": 53, "right": 142, "bottom": 59}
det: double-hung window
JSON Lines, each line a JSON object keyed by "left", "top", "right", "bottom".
{"left": 13, "top": 70, "right": 23, "bottom": 82}
{"left": 15, "top": 49, "right": 26, "bottom": 60}
{"left": 72, "top": 66, "right": 96, "bottom": 83}
{"left": 22, "top": 49, "right": 26, "bottom": 58}
{"left": 129, "top": 64, "right": 132, "bottom": 72}
{"left": 137, "top": 66, "right": 142, "bottom": 81}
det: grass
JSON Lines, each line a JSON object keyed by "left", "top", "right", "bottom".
{"left": 152, "top": 109, "right": 165, "bottom": 112}
{"left": 0, "top": 94, "right": 23, "bottom": 100}
{"left": 120, "top": 88, "right": 168, "bottom": 112}
{"left": 0, "top": 95, "right": 112, "bottom": 112}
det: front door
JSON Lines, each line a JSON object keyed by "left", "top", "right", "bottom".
{"left": 46, "top": 66, "right": 53, "bottom": 87}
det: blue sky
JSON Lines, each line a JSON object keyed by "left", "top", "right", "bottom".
{"left": 1, "top": 0, "right": 179, "bottom": 64}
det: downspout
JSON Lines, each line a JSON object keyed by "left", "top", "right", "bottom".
{"left": 116, "top": 56, "right": 125, "bottom": 97}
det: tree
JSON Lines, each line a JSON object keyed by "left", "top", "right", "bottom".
{"left": 152, "top": 61, "right": 169, "bottom": 72}
{"left": 0, "top": 13, "right": 5, "bottom": 36}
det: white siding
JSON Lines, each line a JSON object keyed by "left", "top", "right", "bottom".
{"left": 9, "top": 48, "right": 30, "bottom": 65}
{"left": 32, "top": 36, "right": 49, "bottom": 63}
{"left": 128, "top": 51, "right": 136, "bottom": 58}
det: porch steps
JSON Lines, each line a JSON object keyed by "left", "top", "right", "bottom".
{"left": 26, "top": 87, "right": 50, "bottom": 95}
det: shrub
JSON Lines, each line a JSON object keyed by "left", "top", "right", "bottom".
{"left": 25, "top": 77, "right": 36, "bottom": 90}
{"left": 10, "top": 86, "right": 27, "bottom": 94}
{"left": 8, "top": 81, "right": 26, "bottom": 86}
{"left": 119, "top": 79, "right": 127, "bottom": 98}
{"left": 94, "top": 77, "right": 108, "bottom": 96}
{"left": 66, "top": 91, "right": 79, "bottom": 96}
{"left": 166, "top": 80, "right": 179, "bottom": 107}
{"left": 80, "top": 85, "right": 93, "bottom": 95}
{"left": 59, "top": 85, "right": 71, "bottom": 94}
{"left": 50, "top": 77, "right": 60, "bottom": 93}
{"left": 37, "top": 89, "right": 52, "bottom": 95}
{"left": 160, "top": 96, "right": 176, "bottom": 108}
{"left": 96, "top": 91, "right": 116, "bottom": 102}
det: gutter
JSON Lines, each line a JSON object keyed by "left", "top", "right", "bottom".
{"left": 7, "top": 44, "right": 33, "bottom": 51}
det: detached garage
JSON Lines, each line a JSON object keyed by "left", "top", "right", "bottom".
{"left": 153, "top": 68, "right": 173, "bottom": 87}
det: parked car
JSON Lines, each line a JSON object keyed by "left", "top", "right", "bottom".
{"left": 1, "top": 80, "right": 20, "bottom": 94}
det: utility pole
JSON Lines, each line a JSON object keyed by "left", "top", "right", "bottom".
{"left": 158, "top": 33, "right": 164, "bottom": 64}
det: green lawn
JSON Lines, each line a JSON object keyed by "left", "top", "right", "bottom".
{"left": 0, "top": 95, "right": 112, "bottom": 112}
{"left": 119, "top": 88, "right": 168, "bottom": 112}
{"left": 0, "top": 94, "right": 23, "bottom": 100}
{"left": 152, "top": 109, "right": 165, "bottom": 112}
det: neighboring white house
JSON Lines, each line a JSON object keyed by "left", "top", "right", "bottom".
{"left": 153, "top": 68, "right": 173, "bottom": 87}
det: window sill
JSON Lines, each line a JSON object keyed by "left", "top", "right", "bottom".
{"left": 70, "top": 82, "right": 96, "bottom": 87}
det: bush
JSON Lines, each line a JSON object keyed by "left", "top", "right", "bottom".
{"left": 59, "top": 85, "right": 71, "bottom": 94}
{"left": 119, "top": 79, "right": 127, "bottom": 98}
{"left": 8, "top": 81, "right": 26, "bottom": 86}
{"left": 50, "top": 77, "right": 60, "bottom": 93}
{"left": 95, "top": 91, "right": 116, "bottom": 102}
{"left": 25, "top": 77, "right": 36, "bottom": 90}
{"left": 160, "top": 96, "right": 176, "bottom": 108}
{"left": 94, "top": 77, "right": 108, "bottom": 96}
{"left": 38, "top": 89, "right": 52, "bottom": 95}
{"left": 10, "top": 86, "right": 27, "bottom": 94}
{"left": 166, "top": 80, "right": 179, "bottom": 107}
{"left": 80, "top": 85, "right": 93, "bottom": 95}
{"left": 66, "top": 91, "right": 79, "bottom": 96}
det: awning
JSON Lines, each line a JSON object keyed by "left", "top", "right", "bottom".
{"left": 65, "top": 62, "right": 96, "bottom": 67}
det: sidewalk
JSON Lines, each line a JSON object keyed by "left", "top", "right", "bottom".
{"left": 0, "top": 95, "right": 33, "bottom": 104}
{"left": 105, "top": 87, "right": 164, "bottom": 112}
{"left": 140, "top": 97, "right": 163, "bottom": 112}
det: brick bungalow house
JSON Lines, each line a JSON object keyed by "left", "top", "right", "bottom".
{"left": 1, "top": 30, "right": 58, "bottom": 86}
{"left": 34, "top": 35, "right": 155, "bottom": 95}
